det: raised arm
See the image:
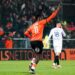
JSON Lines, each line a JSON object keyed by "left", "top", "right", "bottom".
{"left": 39, "top": 5, "right": 61, "bottom": 25}
{"left": 46, "top": 6, "right": 60, "bottom": 23}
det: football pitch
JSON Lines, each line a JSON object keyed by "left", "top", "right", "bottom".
{"left": 0, "top": 60, "right": 75, "bottom": 75}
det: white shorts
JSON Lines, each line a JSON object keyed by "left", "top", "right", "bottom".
{"left": 53, "top": 45, "right": 62, "bottom": 53}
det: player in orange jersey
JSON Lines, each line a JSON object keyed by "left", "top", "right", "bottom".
{"left": 24, "top": 5, "right": 61, "bottom": 74}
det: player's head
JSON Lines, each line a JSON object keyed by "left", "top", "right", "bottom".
{"left": 35, "top": 15, "right": 43, "bottom": 21}
{"left": 56, "top": 23, "right": 62, "bottom": 28}
{"left": 32, "top": 15, "right": 41, "bottom": 23}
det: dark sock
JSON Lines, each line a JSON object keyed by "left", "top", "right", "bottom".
{"left": 36, "top": 54, "right": 40, "bottom": 64}
{"left": 56, "top": 56, "right": 59, "bottom": 65}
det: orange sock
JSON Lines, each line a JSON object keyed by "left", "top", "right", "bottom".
{"left": 31, "top": 63, "right": 36, "bottom": 69}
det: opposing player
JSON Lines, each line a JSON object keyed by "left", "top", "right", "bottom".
{"left": 47, "top": 23, "right": 66, "bottom": 69}
{"left": 24, "top": 6, "right": 60, "bottom": 74}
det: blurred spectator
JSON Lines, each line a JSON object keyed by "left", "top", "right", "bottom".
{"left": 0, "top": 27, "right": 4, "bottom": 36}
{"left": 43, "top": 35, "right": 50, "bottom": 49}
{"left": 4, "top": 22, "right": 16, "bottom": 36}
{"left": 5, "top": 37, "right": 13, "bottom": 48}
{"left": 4, "top": 21, "right": 16, "bottom": 48}
{"left": 0, "top": 26, "right": 5, "bottom": 48}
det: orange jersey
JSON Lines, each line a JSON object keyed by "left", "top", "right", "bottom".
{"left": 0, "top": 31, "right": 4, "bottom": 36}
{"left": 5, "top": 39, "right": 13, "bottom": 49}
{"left": 24, "top": 8, "right": 60, "bottom": 41}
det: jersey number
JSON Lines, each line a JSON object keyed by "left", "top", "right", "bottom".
{"left": 55, "top": 32, "right": 59, "bottom": 37}
{"left": 34, "top": 25, "right": 39, "bottom": 34}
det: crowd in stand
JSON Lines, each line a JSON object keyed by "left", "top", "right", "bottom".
{"left": 0, "top": 0, "right": 75, "bottom": 48}
{"left": 0, "top": 0, "right": 56, "bottom": 48}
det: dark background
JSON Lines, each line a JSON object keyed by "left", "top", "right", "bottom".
{"left": 63, "top": 0, "right": 75, "bottom": 22}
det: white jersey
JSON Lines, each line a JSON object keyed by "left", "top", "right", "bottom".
{"left": 48, "top": 27, "right": 66, "bottom": 50}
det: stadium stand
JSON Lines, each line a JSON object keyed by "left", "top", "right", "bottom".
{"left": 0, "top": 0, "right": 75, "bottom": 48}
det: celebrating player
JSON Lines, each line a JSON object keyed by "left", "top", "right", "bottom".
{"left": 24, "top": 5, "right": 60, "bottom": 74}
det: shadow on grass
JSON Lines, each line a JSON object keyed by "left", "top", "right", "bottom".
{"left": 22, "top": 72, "right": 38, "bottom": 75}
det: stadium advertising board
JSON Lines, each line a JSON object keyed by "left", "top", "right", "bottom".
{"left": 51, "top": 49, "right": 75, "bottom": 60}
{"left": 0, "top": 49, "right": 51, "bottom": 60}
{"left": 0, "top": 49, "right": 75, "bottom": 60}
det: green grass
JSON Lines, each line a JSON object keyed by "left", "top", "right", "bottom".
{"left": 0, "top": 60, "right": 75, "bottom": 75}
